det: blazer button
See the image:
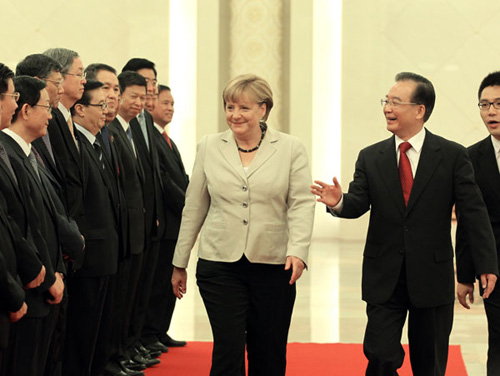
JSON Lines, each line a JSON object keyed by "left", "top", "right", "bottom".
{"left": 243, "top": 202, "right": 248, "bottom": 208}
{"left": 242, "top": 186, "right": 248, "bottom": 191}
{"left": 243, "top": 219, "right": 248, "bottom": 225}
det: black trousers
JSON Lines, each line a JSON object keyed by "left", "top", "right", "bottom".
{"left": 126, "top": 241, "right": 159, "bottom": 352}
{"left": 483, "top": 282, "right": 500, "bottom": 376}
{"left": 363, "top": 267, "right": 454, "bottom": 376}
{"left": 63, "top": 275, "right": 109, "bottom": 376}
{"left": 141, "top": 239, "right": 177, "bottom": 345}
{"left": 196, "top": 256, "right": 296, "bottom": 376}
{"left": 6, "top": 313, "right": 52, "bottom": 376}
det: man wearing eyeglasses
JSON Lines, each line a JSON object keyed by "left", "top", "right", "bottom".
{"left": 61, "top": 80, "right": 120, "bottom": 376}
{"left": 43, "top": 48, "right": 87, "bottom": 221}
{"left": 456, "top": 72, "right": 500, "bottom": 376}
{"left": 16, "top": 54, "right": 69, "bottom": 210}
{"left": 312, "top": 72, "right": 498, "bottom": 375}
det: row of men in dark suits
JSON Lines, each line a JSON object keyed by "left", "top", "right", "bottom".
{"left": 0, "top": 50, "right": 189, "bottom": 376}
{"left": 312, "top": 72, "right": 500, "bottom": 375}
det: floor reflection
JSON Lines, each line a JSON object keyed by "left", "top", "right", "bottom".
{"left": 169, "top": 238, "right": 488, "bottom": 375}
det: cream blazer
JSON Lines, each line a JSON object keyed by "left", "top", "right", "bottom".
{"left": 172, "top": 127, "right": 315, "bottom": 268}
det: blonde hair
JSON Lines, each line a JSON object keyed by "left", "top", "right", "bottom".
{"left": 222, "top": 74, "right": 274, "bottom": 121}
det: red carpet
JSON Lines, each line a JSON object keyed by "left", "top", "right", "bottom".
{"left": 145, "top": 342, "right": 467, "bottom": 375}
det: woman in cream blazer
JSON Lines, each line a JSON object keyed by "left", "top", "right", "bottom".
{"left": 172, "top": 74, "right": 315, "bottom": 376}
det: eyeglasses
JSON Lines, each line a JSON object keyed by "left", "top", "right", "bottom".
{"left": 44, "top": 78, "right": 64, "bottom": 88}
{"left": 381, "top": 99, "right": 419, "bottom": 107}
{"left": 478, "top": 101, "right": 500, "bottom": 111}
{"left": 87, "top": 102, "right": 108, "bottom": 110}
{"left": 65, "top": 72, "right": 85, "bottom": 80}
{"left": 1, "top": 92, "right": 20, "bottom": 102}
{"left": 33, "top": 104, "right": 52, "bottom": 114}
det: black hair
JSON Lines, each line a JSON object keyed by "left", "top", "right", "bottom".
{"left": 395, "top": 72, "right": 435, "bottom": 122}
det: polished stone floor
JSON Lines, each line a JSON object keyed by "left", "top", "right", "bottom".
{"left": 169, "top": 237, "right": 489, "bottom": 375}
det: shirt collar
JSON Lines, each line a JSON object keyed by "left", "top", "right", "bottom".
{"left": 395, "top": 127, "right": 426, "bottom": 153}
{"left": 58, "top": 102, "right": 71, "bottom": 122}
{"left": 490, "top": 135, "right": 500, "bottom": 156}
{"left": 2, "top": 128, "right": 31, "bottom": 157}
{"left": 154, "top": 122, "right": 165, "bottom": 134}
{"left": 74, "top": 123, "right": 96, "bottom": 144}
{"left": 116, "top": 114, "right": 130, "bottom": 132}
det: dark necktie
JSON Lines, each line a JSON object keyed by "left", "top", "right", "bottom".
{"left": 138, "top": 112, "right": 150, "bottom": 151}
{"left": 162, "top": 131, "right": 173, "bottom": 149}
{"left": 399, "top": 142, "right": 413, "bottom": 206}
{"left": 100, "top": 126, "right": 112, "bottom": 157}
{"left": 93, "top": 139, "right": 105, "bottom": 170}
{"left": 126, "top": 127, "right": 137, "bottom": 158}
{"left": 28, "top": 150, "right": 41, "bottom": 182}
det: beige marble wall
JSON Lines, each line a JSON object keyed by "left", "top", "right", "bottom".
{"left": 339, "top": 0, "right": 500, "bottom": 239}
{"left": 229, "top": 0, "right": 284, "bottom": 131}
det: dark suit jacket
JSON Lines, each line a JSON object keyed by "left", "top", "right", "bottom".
{"left": 98, "top": 128, "right": 128, "bottom": 260}
{"left": 0, "top": 133, "right": 62, "bottom": 317}
{"left": 0, "top": 145, "right": 44, "bottom": 285}
{"left": 72, "top": 130, "right": 119, "bottom": 277}
{"left": 152, "top": 127, "right": 189, "bottom": 239}
{"left": 335, "top": 129, "right": 498, "bottom": 308}
{"left": 32, "top": 135, "right": 68, "bottom": 211}
{"left": 0, "top": 202, "right": 26, "bottom": 349}
{"left": 47, "top": 108, "right": 85, "bottom": 221}
{"left": 130, "top": 111, "right": 165, "bottom": 243}
{"left": 456, "top": 136, "right": 500, "bottom": 283}
{"left": 108, "top": 118, "right": 145, "bottom": 256}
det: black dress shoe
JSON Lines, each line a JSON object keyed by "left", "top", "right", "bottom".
{"left": 161, "top": 334, "right": 187, "bottom": 347}
{"left": 119, "top": 359, "right": 146, "bottom": 371}
{"left": 137, "top": 344, "right": 162, "bottom": 358}
{"left": 146, "top": 341, "right": 169, "bottom": 353}
{"left": 103, "top": 361, "right": 130, "bottom": 376}
{"left": 131, "top": 352, "right": 161, "bottom": 368}
{"left": 119, "top": 363, "right": 145, "bottom": 376}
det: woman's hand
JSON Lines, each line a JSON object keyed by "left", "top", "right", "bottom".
{"left": 172, "top": 266, "right": 187, "bottom": 299}
{"left": 285, "top": 256, "right": 305, "bottom": 285}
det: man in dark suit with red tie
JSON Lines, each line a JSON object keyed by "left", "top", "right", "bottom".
{"left": 141, "top": 85, "right": 188, "bottom": 350}
{"left": 311, "top": 72, "right": 499, "bottom": 375}
{"left": 456, "top": 71, "right": 500, "bottom": 376}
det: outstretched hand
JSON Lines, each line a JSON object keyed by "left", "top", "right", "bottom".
{"left": 311, "top": 177, "right": 343, "bottom": 207}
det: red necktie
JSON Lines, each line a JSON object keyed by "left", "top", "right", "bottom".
{"left": 162, "top": 131, "right": 173, "bottom": 149}
{"left": 399, "top": 142, "right": 413, "bottom": 206}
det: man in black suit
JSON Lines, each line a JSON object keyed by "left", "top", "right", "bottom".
{"left": 121, "top": 59, "right": 167, "bottom": 358}
{"left": 456, "top": 71, "right": 500, "bottom": 375}
{"left": 141, "top": 85, "right": 187, "bottom": 350}
{"left": 1, "top": 76, "right": 67, "bottom": 376}
{"left": 16, "top": 54, "right": 68, "bottom": 207}
{"left": 43, "top": 48, "right": 87, "bottom": 220}
{"left": 311, "top": 72, "right": 499, "bottom": 375}
{"left": 62, "top": 80, "right": 120, "bottom": 375}
{"left": 108, "top": 71, "right": 159, "bottom": 372}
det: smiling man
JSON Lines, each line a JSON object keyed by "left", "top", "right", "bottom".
{"left": 456, "top": 71, "right": 500, "bottom": 375}
{"left": 311, "top": 72, "right": 498, "bottom": 375}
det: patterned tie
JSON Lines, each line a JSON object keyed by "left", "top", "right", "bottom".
{"left": 138, "top": 112, "right": 150, "bottom": 151}
{"left": 162, "top": 131, "right": 173, "bottom": 149}
{"left": 28, "top": 150, "right": 41, "bottom": 182}
{"left": 67, "top": 115, "right": 79, "bottom": 152}
{"left": 126, "top": 126, "right": 137, "bottom": 158}
{"left": 93, "top": 139, "right": 105, "bottom": 170}
{"left": 399, "top": 142, "right": 413, "bottom": 206}
{"left": 100, "top": 126, "right": 112, "bottom": 157}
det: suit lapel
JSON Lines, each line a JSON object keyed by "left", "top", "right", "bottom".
{"left": 376, "top": 136, "right": 405, "bottom": 215}
{"left": 405, "top": 130, "right": 442, "bottom": 215}
{"left": 246, "top": 128, "right": 277, "bottom": 178}
{"left": 477, "top": 137, "right": 500, "bottom": 202}
{"left": 220, "top": 130, "right": 248, "bottom": 182}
